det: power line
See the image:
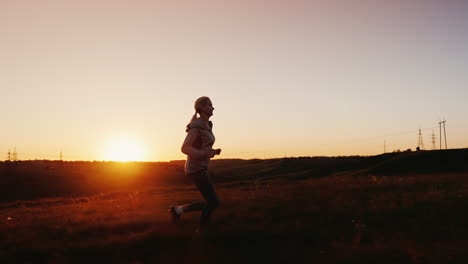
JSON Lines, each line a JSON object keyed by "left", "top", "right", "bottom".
{"left": 0, "top": 150, "right": 81, "bottom": 161}
{"left": 0, "top": 122, "right": 454, "bottom": 160}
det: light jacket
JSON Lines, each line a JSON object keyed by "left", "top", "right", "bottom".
{"left": 181, "top": 118, "right": 215, "bottom": 174}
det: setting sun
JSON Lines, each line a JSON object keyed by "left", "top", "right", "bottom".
{"left": 104, "top": 138, "right": 145, "bottom": 162}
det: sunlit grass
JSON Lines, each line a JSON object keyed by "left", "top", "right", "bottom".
{"left": 1, "top": 172, "right": 468, "bottom": 263}
{"left": 2, "top": 148, "right": 468, "bottom": 263}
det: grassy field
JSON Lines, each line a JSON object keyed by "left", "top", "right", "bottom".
{"left": 1, "top": 149, "right": 468, "bottom": 263}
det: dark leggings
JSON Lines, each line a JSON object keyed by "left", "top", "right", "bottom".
{"left": 182, "top": 170, "right": 220, "bottom": 226}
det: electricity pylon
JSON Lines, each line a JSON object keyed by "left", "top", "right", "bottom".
{"left": 438, "top": 120, "right": 447, "bottom": 150}
{"left": 417, "top": 129, "right": 425, "bottom": 150}
{"left": 12, "top": 147, "right": 17, "bottom": 161}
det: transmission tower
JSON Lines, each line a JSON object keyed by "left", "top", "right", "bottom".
{"left": 417, "top": 129, "right": 425, "bottom": 151}
{"left": 443, "top": 120, "right": 447, "bottom": 149}
{"left": 438, "top": 120, "right": 447, "bottom": 150}
{"left": 12, "top": 147, "right": 18, "bottom": 161}
{"left": 431, "top": 130, "right": 436, "bottom": 150}
{"left": 60, "top": 151, "right": 63, "bottom": 161}
{"left": 8, "top": 149, "right": 11, "bottom": 161}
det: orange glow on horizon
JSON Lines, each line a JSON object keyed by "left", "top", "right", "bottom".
{"left": 103, "top": 137, "right": 146, "bottom": 162}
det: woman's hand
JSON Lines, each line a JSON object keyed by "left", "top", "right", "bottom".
{"left": 209, "top": 149, "right": 222, "bottom": 158}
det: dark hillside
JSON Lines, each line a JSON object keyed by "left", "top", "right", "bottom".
{"left": 362, "top": 148, "right": 468, "bottom": 176}
{"left": 1, "top": 149, "right": 468, "bottom": 263}
{"left": 210, "top": 149, "right": 468, "bottom": 180}
{"left": 1, "top": 148, "right": 467, "bottom": 203}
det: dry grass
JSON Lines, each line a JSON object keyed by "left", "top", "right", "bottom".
{"left": 1, "top": 171, "right": 468, "bottom": 263}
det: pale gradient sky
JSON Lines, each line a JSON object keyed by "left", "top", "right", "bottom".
{"left": 1, "top": 0, "right": 468, "bottom": 161}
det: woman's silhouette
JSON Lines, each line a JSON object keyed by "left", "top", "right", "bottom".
{"left": 169, "top": 96, "right": 221, "bottom": 232}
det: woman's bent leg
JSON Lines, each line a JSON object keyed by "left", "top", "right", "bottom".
{"left": 191, "top": 171, "right": 219, "bottom": 227}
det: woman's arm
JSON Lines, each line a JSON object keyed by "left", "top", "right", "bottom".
{"left": 181, "top": 128, "right": 210, "bottom": 159}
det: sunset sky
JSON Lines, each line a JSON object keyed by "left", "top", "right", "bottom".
{"left": 1, "top": 0, "right": 468, "bottom": 161}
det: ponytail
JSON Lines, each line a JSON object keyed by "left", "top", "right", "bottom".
{"left": 190, "top": 111, "right": 198, "bottom": 123}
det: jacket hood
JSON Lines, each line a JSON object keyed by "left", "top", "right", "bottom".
{"left": 186, "top": 118, "right": 213, "bottom": 132}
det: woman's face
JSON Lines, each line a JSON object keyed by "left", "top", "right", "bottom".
{"left": 200, "top": 99, "right": 214, "bottom": 117}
